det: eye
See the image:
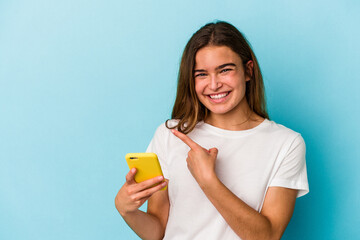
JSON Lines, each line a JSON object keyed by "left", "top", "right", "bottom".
{"left": 220, "top": 68, "right": 232, "bottom": 73}
{"left": 195, "top": 73, "right": 207, "bottom": 78}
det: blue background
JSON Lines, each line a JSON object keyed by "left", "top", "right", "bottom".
{"left": 1, "top": 0, "right": 359, "bottom": 239}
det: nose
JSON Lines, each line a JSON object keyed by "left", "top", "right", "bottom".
{"left": 209, "top": 74, "right": 222, "bottom": 90}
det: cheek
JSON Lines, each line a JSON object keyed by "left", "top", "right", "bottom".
{"left": 225, "top": 72, "right": 245, "bottom": 88}
{"left": 195, "top": 80, "right": 206, "bottom": 97}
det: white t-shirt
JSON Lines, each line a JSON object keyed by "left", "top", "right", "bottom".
{"left": 146, "top": 119, "right": 309, "bottom": 240}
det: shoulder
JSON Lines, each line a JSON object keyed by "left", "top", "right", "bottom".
{"left": 152, "top": 119, "right": 180, "bottom": 137}
{"left": 263, "top": 119, "right": 305, "bottom": 148}
{"left": 156, "top": 119, "right": 179, "bottom": 131}
{"left": 265, "top": 119, "right": 301, "bottom": 138}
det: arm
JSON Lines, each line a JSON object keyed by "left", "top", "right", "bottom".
{"left": 201, "top": 178, "right": 297, "bottom": 240}
{"left": 115, "top": 168, "right": 169, "bottom": 240}
{"left": 171, "top": 129, "right": 297, "bottom": 240}
{"left": 147, "top": 182, "right": 170, "bottom": 237}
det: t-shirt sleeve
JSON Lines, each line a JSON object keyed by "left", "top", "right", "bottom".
{"left": 269, "top": 134, "right": 309, "bottom": 198}
{"left": 145, "top": 124, "right": 169, "bottom": 179}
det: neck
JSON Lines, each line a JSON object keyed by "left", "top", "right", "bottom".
{"left": 205, "top": 100, "right": 264, "bottom": 131}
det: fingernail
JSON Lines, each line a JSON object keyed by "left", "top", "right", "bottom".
{"left": 171, "top": 129, "right": 175, "bottom": 134}
{"left": 158, "top": 176, "right": 164, "bottom": 180}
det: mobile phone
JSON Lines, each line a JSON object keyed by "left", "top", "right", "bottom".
{"left": 125, "top": 152, "right": 166, "bottom": 190}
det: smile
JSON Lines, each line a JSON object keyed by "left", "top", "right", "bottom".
{"left": 209, "top": 92, "right": 230, "bottom": 99}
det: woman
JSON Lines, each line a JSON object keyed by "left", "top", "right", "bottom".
{"left": 115, "top": 21, "right": 309, "bottom": 240}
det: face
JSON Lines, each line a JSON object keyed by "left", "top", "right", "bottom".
{"left": 194, "top": 45, "right": 252, "bottom": 118}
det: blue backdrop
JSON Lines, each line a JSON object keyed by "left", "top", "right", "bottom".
{"left": 1, "top": 0, "right": 359, "bottom": 239}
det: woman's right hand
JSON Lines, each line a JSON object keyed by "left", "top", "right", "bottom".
{"left": 115, "top": 168, "right": 168, "bottom": 216}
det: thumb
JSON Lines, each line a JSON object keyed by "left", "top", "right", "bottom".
{"left": 208, "top": 148, "right": 218, "bottom": 157}
{"left": 125, "top": 168, "right": 137, "bottom": 184}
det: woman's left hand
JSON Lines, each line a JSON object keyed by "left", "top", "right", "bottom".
{"left": 171, "top": 129, "right": 219, "bottom": 188}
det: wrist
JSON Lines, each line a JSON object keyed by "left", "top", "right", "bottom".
{"left": 118, "top": 208, "right": 138, "bottom": 218}
{"left": 198, "top": 174, "right": 221, "bottom": 192}
{"left": 116, "top": 201, "right": 134, "bottom": 217}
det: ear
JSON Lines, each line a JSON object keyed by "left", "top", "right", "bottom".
{"left": 245, "top": 60, "right": 254, "bottom": 81}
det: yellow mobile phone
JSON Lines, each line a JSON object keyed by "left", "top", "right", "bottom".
{"left": 125, "top": 152, "right": 166, "bottom": 190}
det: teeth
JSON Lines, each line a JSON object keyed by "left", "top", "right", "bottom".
{"left": 209, "top": 92, "right": 229, "bottom": 99}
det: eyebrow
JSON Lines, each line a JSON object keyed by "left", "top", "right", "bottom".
{"left": 194, "top": 63, "right": 236, "bottom": 73}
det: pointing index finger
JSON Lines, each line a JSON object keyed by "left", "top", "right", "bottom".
{"left": 171, "top": 129, "right": 201, "bottom": 150}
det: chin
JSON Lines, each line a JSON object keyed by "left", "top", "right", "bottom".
{"left": 206, "top": 106, "right": 234, "bottom": 115}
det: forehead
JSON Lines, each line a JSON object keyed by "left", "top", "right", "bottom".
{"left": 195, "top": 45, "right": 241, "bottom": 69}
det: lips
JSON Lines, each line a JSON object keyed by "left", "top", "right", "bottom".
{"left": 206, "top": 91, "right": 231, "bottom": 103}
{"left": 208, "top": 91, "right": 230, "bottom": 99}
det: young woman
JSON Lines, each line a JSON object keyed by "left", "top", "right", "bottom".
{"left": 115, "top": 21, "right": 309, "bottom": 240}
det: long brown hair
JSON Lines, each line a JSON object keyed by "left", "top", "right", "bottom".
{"left": 166, "top": 21, "right": 269, "bottom": 134}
